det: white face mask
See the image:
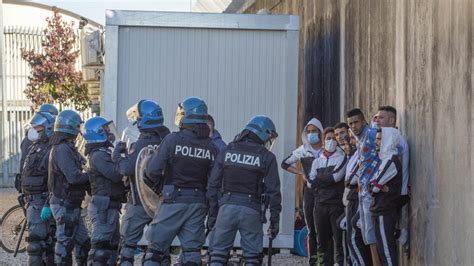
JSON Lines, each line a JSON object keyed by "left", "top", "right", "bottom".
{"left": 27, "top": 127, "right": 40, "bottom": 142}
{"left": 325, "top": 139, "right": 337, "bottom": 153}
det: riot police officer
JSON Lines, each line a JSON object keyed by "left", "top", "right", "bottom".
{"left": 48, "top": 110, "right": 90, "bottom": 265}
{"left": 83, "top": 116, "right": 123, "bottom": 265}
{"left": 207, "top": 115, "right": 282, "bottom": 266}
{"left": 112, "top": 100, "right": 170, "bottom": 265}
{"left": 21, "top": 111, "right": 56, "bottom": 265}
{"left": 142, "top": 96, "right": 219, "bottom": 266}
{"left": 17, "top": 104, "right": 59, "bottom": 191}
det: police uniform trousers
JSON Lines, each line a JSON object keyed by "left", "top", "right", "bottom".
{"left": 25, "top": 194, "right": 55, "bottom": 266}
{"left": 373, "top": 210, "right": 398, "bottom": 266}
{"left": 209, "top": 203, "right": 263, "bottom": 266}
{"left": 119, "top": 200, "right": 152, "bottom": 265}
{"left": 314, "top": 202, "right": 344, "bottom": 266}
{"left": 87, "top": 195, "right": 121, "bottom": 265}
{"left": 346, "top": 199, "right": 372, "bottom": 266}
{"left": 50, "top": 202, "right": 90, "bottom": 265}
{"left": 144, "top": 199, "right": 207, "bottom": 266}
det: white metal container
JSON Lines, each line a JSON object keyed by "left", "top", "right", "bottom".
{"left": 104, "top": 10, "right": 299, "bottom": 248}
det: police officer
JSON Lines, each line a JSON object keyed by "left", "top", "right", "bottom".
{"left": 142, "top": 96, "right": 218, "bottom": 266}
{"left": 112, "top": 100, "right": 170, "bottom": 265}
{"left": 17, "top": 104, "right": 59, "bottom": 191}
{"left": 82, "top": 116, "right": 123, "bottom": 265}
{"left": 21, "top": 111, "right": 56, "bottom": 265}
{"left": 48, "top": 110, "right": 90, "bottom": 265}
{"left": 207, "top": 115, "right": 282, "bottom": 266}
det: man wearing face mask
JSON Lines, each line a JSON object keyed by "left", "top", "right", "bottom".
{"left": 48, "top": 110, "right": 91, "bottom": 265}
{"left": 21, "top": 111, "right": 56, "bottom": 265}
{"left": 369, "top": 128, "right": 403, "bottom": 266}
{"left": 281, "top": 118, "right": 323, "bottom": 264}
{"left": 83, "top": 116, "right": 124, "bottom": 265}
{"left": 17, "top": 104, "right": 59, "bottom": 192}
{"left": 308, "top": 127, "right": 347, "bottom": 266}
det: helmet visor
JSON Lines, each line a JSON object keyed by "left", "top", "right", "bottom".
{"left": 104, "top": 121, "right": 119, "bottom": 144}
{"left": 75, "top": 132, "right": 86, "bottom": 155}
{"left": 126, "top": 103, "right": 140, "bottom": 124}
{"left": 264, "top": 131, "right": 278, "bottom": 151}
{"left": 174, "top": 103, "right": 185, "bottom": 126}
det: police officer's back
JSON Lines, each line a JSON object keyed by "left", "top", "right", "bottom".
{"left": 207, "top": 115, "right": 282, "bottom": 266}
{"left": 112, "top": 100, "right": 170, "bottom": 266}
{"left": 142, "top": 97, "right": 218, "bottom": 266}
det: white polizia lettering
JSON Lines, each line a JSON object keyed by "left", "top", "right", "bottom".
{"left": 224, "top": 152, "right": 261, "bottom": 167}
{"left": 175, "top": 145, "right": 212, "bottom": 160}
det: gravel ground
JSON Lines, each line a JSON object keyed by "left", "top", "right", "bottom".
{"left": 0, "top": 188, "right": 308, "bottom": 265}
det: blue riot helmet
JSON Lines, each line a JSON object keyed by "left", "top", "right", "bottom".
{"left": 245, "top": 115, "right": 278, "bottom": 150}
{"left": 27, "top": 112, "right": 55, "bottom": 141}
{"left": 38, "top": 103, "right": 59, "bottom": 117}
{"left": 83, "top": 116, "right": 118, "bottom": 144}
{"left": 54, "top": 110, "right": 83, "bottom": 136}
{"left": 174, "top": 96, "right": 208, "bottom": 126}
{"left": 126, "top": 100, "right": 164, "bottom": 130}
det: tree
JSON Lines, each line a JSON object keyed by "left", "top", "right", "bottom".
{"left": 21, "top": 10, "right": 90, "bottom": 111}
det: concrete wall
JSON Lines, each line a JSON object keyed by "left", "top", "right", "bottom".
{"left": 244, "top": 0, "right": 473, "bottom": 264}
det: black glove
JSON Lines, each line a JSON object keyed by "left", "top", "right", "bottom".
{"left": 115, "top": 141, "right": 127, "bottom": 154}
{"left": 268, "top": 221, "right": 279, "bottom": 239}
{"left": 206, "top": 216, "right": 217, "bottom": 231}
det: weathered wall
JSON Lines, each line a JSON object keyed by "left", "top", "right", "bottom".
{"left": 245, "top": 0, "right": 473, "bottom": 264}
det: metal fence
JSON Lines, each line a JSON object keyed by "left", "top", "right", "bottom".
{"left": 1, "top": 26, "right": 91, "bottom": 186}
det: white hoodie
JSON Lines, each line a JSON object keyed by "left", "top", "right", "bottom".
{"left": 281, "top": 118, "right": 324, "bottom": 172}
{"left": 371, "top": 127, "right": 400, "bottom": 186}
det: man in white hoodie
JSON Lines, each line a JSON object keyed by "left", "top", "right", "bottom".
{"left": 369, "top": 127, "right": 403, "bottom": 266}
{"left": 281, "top": 118, "right": 323, "bottom": 264}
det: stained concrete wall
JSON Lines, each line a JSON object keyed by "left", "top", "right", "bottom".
{"left": 244, "top": 0, "right": 473, "bottom": 264}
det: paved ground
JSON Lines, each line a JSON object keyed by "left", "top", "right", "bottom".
{"left": 0, "top": 188, "right": 308, "bottom": 265}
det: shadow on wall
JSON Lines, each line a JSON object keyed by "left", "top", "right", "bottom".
{"left": 303, "top": 15, "right": 341, "bottom": 127}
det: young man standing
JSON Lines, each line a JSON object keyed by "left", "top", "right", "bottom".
{"left": 347, "top": 108, "right": 381, "bottom": 265}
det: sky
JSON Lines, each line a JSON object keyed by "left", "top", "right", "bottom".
{"left": 33, "top": 0, "right": 199, "bottom": 25}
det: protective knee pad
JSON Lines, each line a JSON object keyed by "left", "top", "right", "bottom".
{"left": 92, "top": 249, "right": 111, "bottom": 263}
{"left": 142, "top": 249, "right": 165, "bottom": 264}
{"left": 26, "top": 240, "right": 44, "bottom": 256}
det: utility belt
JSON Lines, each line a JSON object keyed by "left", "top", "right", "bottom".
{"left": 50, "top": 195, "right": 83, "bottom": 209}
{"left": 162, "top": 185, "right": 206, "bottom": 204}
{"left": 220, "top": 191, "right": 269, "bottom": 224}
{"left": 25, "top": 192, "right": 48, "bottom": 202}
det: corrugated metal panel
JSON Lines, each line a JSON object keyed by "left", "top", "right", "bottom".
{"left": 107, "top": 11, "right": 299, "bottom": 248}
{"left": 116, "top": 26, "right": 289, "bottom": 157}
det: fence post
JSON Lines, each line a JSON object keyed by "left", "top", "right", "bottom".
{"left": 0, "top": 2, "right": 9, "bottom": 185}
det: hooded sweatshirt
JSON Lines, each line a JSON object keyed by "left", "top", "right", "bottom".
{"left": 281, "top": 118, "right": 324, "bottom": 177}
{"left": 369, "top": 127, "right": 403, "bottom": 216}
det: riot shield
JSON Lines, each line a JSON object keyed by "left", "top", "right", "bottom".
{"left": 135, "top": 146, "right": 161, "bottom": 218}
